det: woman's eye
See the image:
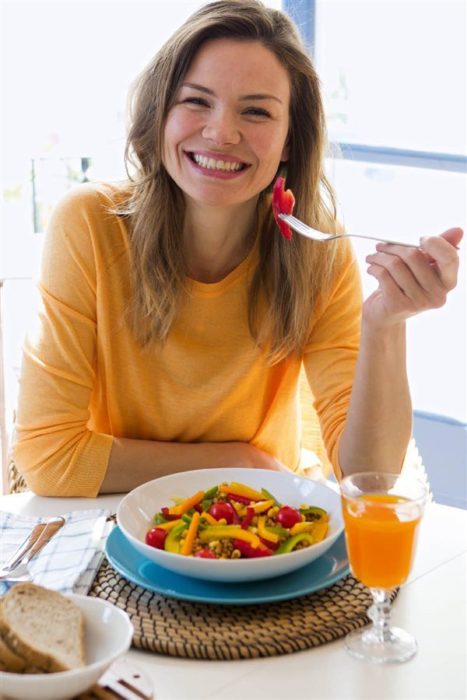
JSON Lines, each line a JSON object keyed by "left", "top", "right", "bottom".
{"left": 182, "top": 96, "right": 209, "bottom": 107}
{"left": 244, "top": 107, "right": 271, "bottom": 118}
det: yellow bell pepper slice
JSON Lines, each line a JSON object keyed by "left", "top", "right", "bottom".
{"left": 290, "top": 521, "right": 316, "bottom": 535}
{"left": 230, "top": 501, "right": 246, "bottom": 516}
{"left": 290, "top": 520, "right": 329, "bottom": 540}
{"left": 198, "top": 526, "right": 260, "bottom": 548}
{"left": 181, "top": 511, "right": 200, "bottom": 556}
{"left": 200, "top": 512, "right": 218, "bottom": 526}
{"left": 251, "top": 499, "right": 274, "bottom": 514}
{"left": 313, "top": 520, "right": 329, "bottom": 542}
{"left": 168, "top": 490, "right": 205, "bottom": 516}
{"left": 219, "top": 482, "right": 265, "bottom": 501}
{"left": 155, "top": 518, "right": 183, "bottom": 531}
{"left": 257, "top": 516, "right": 279, "bottom": 544}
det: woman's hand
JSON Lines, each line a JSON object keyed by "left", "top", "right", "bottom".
{"left": 363, "top": 227, "right": 463, "bottom": 329}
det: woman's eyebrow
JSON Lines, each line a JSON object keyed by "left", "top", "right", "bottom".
{"left": 182, "top": 82, "right": 215, "bottom": 95}
{"left": 240, "top": 93, "right": 283, "bottom": 104}
{"left": 181, "top": 82, "right": 283, "bottom": 104}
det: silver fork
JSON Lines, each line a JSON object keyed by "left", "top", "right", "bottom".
{"left": 0, "top": 516, "right": 65, "bottom": 582}
{"left": 279, "top": 213, "right": 418, "bottom": 248}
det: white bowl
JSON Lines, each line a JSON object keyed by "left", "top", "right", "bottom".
{"left": 0, "top": 593, "right": 133, "bottom": 700}
{"left": 117, "top": 467, "right": 344, "bottom": 583}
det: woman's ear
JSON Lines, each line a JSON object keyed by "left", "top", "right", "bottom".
{"left": 280, "top": 142, "right": 289, "bottom": 162}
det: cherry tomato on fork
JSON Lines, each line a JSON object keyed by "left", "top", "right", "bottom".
{"left": 272, "top": 176, "right": 295, "bottom": 240}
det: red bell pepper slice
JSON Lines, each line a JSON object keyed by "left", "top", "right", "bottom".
{"left": 259, "top": 536, "right": 279, "bottom": 551}
{"left": 272, "top": 176, "right": 295, "bottom": 240}
{"left": 233, "top": 539, "right": 273, "bottom": 558}
{"left": 161, "top": 507, "right": 183, "bottom": 521}
{"left": 241, "top": 506, "right": 255, "bottom": 530}
{"left": 226, "top": 500, "right": 241, "bottom": 525}
{"left": 227, "top": 492, "right": 251, "bottom": 505}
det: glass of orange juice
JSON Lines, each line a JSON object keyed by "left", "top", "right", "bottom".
{"left": 340, "top": 471, "right": 428, "bottom": 663}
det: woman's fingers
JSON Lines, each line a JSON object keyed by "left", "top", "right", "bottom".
{"left": 438, "top": 226, "right": 463, "bottom": 247}
{"left": 366, "top": 263, "right": 410, "bottom": 312}
{"left": 363, "top": 228, "right": 462, "bottom": 327}
{"left": 367, "top": 228, "right": 463, "bottom": 312}
{"left": 419, "top": 227, "right": 463, "bottom": 290}
{"left": 367, "top": 246, "right": 447, "bottom": 308}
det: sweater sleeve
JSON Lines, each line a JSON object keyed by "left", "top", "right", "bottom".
{"left": 303, "top": 241, "right": 362, "bottom": 480}
{"left": 11, "top": 186, "right": 114, "bottom": 496}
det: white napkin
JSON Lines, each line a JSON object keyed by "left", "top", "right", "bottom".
{"left": 0, "top": 509, "right": 111, "bottom": 596}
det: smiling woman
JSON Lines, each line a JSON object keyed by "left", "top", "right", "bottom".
{"left": 10, "top": 0, "right": 462, "bottom": 498}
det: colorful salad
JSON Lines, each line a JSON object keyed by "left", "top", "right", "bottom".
{"left": 145, "top": 481, "right": 329, "bottom": 559}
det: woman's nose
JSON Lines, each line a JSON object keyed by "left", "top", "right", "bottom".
{"left": 202, "top": 109, "right": 241, "bottom": 146}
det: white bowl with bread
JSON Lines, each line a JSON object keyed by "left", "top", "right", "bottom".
{"left": 0, "top": 583, "right": 133, "bottom": 700}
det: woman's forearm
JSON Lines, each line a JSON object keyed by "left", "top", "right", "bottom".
{"left": 100, "top": 438, "right": 284, "bottom": 493}
{"left": 338, "top": 319, "right": 412, "bottom": 477}
{"left": 341, "top": 226, "right": 463, "bottom": 477}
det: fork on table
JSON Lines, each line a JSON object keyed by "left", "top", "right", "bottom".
{"left": 0, "top": 517, "right": 65, "bottom": 582}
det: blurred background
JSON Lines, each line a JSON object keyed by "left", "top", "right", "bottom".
{"left": 1, "top": 0, "right": 466, "bottom": 503}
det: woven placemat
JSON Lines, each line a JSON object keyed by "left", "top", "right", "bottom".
{"left": 89, "top": 559, "right": 398, "bottom": 660}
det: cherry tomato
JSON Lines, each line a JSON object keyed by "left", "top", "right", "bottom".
{"left": 195, "top": 549, "right": 217, "bottom": 559}
{"left": 208, "top": 501, "right": 236, "bottom": 524}
{"left": 276, "top": 506, "right": 301, "bottom": 528}
{"left": 145, "top": 527, "right": 167, "bottom": 549}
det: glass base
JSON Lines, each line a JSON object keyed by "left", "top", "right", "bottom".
{"left": 345, "top": 625, "right": 418, "bottom": 664}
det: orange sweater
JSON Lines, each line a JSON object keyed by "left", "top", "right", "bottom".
{"left": 13, "top": 183, "right": 362, "bottom": 496}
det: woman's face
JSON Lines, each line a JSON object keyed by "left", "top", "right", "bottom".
{"left": 163, "top": 38, "right": 291, "bottom": 209}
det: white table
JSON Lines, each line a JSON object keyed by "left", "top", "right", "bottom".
{"left": 1, "top": 492, "right": 466, "bottom": 700}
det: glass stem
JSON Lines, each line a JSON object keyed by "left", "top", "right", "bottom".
{"left": 368, "top": 588, "right": 393, "bottom": 642}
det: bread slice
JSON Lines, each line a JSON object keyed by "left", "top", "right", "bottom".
{"left": 0, "top": 583, "right": 85, "bottom": 672}
{"left": 0, "top": 632, "right": 29, "bottom": 673}
{"left": 0, "top": 630, "right": 42, "bottom": 674}
{"left": 0, "top": 600, "right": 30, "bottom": 673}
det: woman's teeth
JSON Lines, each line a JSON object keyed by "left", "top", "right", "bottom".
{"left": 191, "top": 153, "right": 245, "bottom": 172}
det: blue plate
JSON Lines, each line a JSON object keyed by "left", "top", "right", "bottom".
{"left": 105, "top": 527, "right": 350, "bottom": 605}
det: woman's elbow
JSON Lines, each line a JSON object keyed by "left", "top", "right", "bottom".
{"left": 10, "top": 440, "right": 99, "bottom": 498}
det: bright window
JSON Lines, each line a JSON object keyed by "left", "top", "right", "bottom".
{"left": 315, "top": 0, "right": 466, "bottom": 155}
{"left": 327, "top": 158, "right": 466, "bottom": 421}
{"left": 310, "top": 0, "right": 467, "bottom": 423}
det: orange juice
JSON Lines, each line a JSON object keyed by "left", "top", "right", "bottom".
{"left": 342, "top": 493, "right": 421, "bottom": 588}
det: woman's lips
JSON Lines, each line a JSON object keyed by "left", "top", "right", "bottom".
{"left": 185, "top": 151, "right": 251, "bottom": 179}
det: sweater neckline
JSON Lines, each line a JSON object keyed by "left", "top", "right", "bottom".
{"left": 186, "top": 238, "right": 259, "bottom": 298}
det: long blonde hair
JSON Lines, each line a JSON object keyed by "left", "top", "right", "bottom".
{"left": 117, "top": 0, "right": 340, "bottom": 362}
